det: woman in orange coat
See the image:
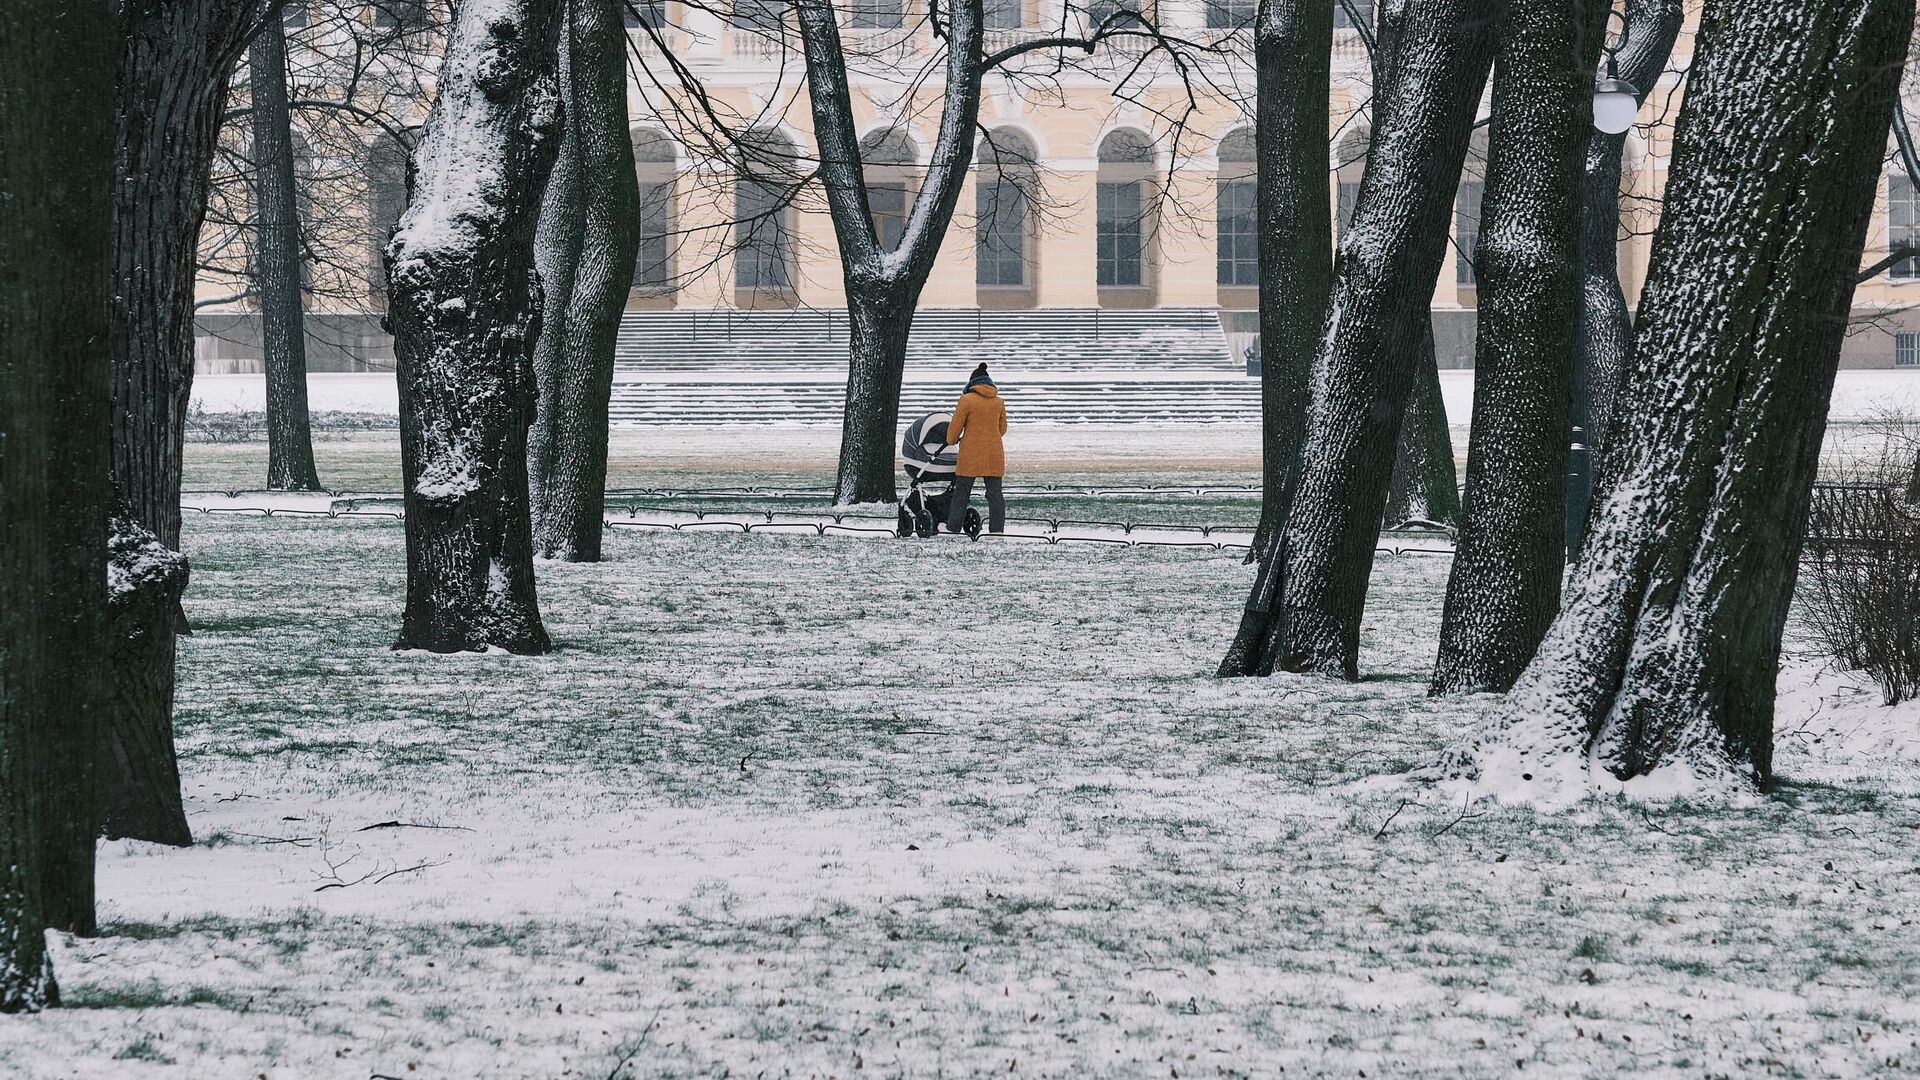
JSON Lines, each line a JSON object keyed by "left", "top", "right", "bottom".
{"left": 946, "top": 363, "right": 1008, "bottom": 534}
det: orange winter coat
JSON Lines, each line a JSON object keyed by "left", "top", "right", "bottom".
{"left": 949, "top": 385, "right": 1007, "bottom": 477}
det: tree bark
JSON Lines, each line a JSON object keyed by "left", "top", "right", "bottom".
{"left": 1439, "top": 0, "right": 1913, "bottom": 795}
{"left": 1570, "top": 0, "right": 1682, "bottom": 458}
{"left": 248, "top": 12, "right": 323, "bottom": 492}
{"left": 1249, "top": 0, "right": 1334, "bottom": 551}
{"left": 1, "top": 0, "right": 116, "bottom": 1012}
{"left": 387, "top": 0, "right": 560, "bottom": 653}
{"left": 1384, "top": 319, "right": 1460, "bottom": 529}
{"left": 530, "top": 0, "right": 641, "bottom": 561}
{"left": 794, "top": 0, "right": 983, "bottom": 506}
{"left": 1222, "top": 0, "right": 1495, "bottom": 678}
{"left": 107, "top": 0, "right": 258, "bottom": 846}
{"left": 1432, "top": 0, "right": 1606, "bottom": 694}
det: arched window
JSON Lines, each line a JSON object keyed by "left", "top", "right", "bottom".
{"left": 736, "top": 130, "right": 797, "bottom": 290}
{"left": 1456, "top": 128, "right": 1488, "bottom": 288}
{"left": 1216, "top": 127, "right": 1256, "bottom": 287}
{"left": 633, "top": 128, "right": 677, "bottom": 291}
{"left": 365, "top": 135, "right": 409, "bottom": 302}
{"left": 1097, "top": 128, "right": 1154, "bottom": 288}
{"left": 859, "top": 127, "right": 917, "bottom": 253}
{"left": 1335, "top": 126, "right": 1368, "bottom": 243}
{"left": 976, "top": 128, "right": 1037, "bottom": 288}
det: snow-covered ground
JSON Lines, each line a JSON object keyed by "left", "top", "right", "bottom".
{"left": 3, "top": 517, "right": 1916, "bottom": 1078}
{"left": 188, "top": 368, "right": 1920, "bottom": 423}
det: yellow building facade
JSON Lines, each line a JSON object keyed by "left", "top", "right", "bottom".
{"left": 194, "top": 0, "right": 1920, "bottom": 370}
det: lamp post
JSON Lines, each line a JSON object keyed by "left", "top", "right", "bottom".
{"left": 1592, "top": 11, "right": 1638, "bottom": 135}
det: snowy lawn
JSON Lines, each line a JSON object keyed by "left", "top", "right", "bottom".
{"left": 4, "top": 516, "right": 1919, "bottom": 1078}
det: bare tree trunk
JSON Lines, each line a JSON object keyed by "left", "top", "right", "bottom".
{"left": 387, "top": 0, "right": 560, "bottom": 653}
{"left": 795, "top": 0, "right": 983, "bottom": 507}
{"left": 837, "top": 288, "right": 916, "bottom": 504}
{"left": 1384, "top": 319, "right": 1460, "bottom": 529}
{"left": 1249, "top": 0, "right": 1333, "bottom": 550}
{"left": 1, "top": 0, "right": 116, "bottom": 1012}
{"left": 1432, "top": 0, "right": 1606, "bottom": 694}
{"left": 530, "top": 0, "right": 640, "bottom": 561}
{"left": 1440, "top": 0, "right": 1912, "bottom": 794}
{"left": 1224, "top": 0, "right": 1495, "bottom": 678}
{"left": 1571, "top": 0, "right": 1682, "bottom": 460}
{"left": 107, "top": 0, "right": 258, "bottom": 846}
{"left": 248, "top": 11, "right": 323, "bottom": 492}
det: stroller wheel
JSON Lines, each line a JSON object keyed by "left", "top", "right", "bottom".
{"left": 895, "top": 506, "right": 913, "bottom": 539}
{"left": 964, "top": 508, "right": 983, "bottom": 540}
{"left": 914, "top": 506, "right": 937, "bottom": 539}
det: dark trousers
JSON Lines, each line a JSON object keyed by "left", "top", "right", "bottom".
{"left": 948, "top": 475, "right": 1005, "bottom": 533}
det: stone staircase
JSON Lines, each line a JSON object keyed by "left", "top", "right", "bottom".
{"left": 609, "top": 307, "right": 1258, "bottom": 424}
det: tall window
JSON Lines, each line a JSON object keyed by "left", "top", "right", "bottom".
{"left": 624, "top": 0, "right": 666, "bottom": 27}
{"left": 732, "top": 0, "right": 782, "bottom": 27}
{"left": 1891, "top": 176, "right": 1919, "bottom": 280}
{"left": 1335, "top": 127, "right": 1367, "bottom": 245}
{"left": 1455, "top": 131, "right": 1487, "bottom": 287}
{"left": 633, "top": 129, "right": 676, "bottom": 291}
{"left": 285, "top": 2, "right": 309, "bottom": 28}
{"left": 977, "top": 181, "right": 1028, "bottom": 286}
{"left": 859, "top": 127, "right": 916, "bottom": 254}
{"left": 984, "top": 0, "right": 1022, "bottom": 28}
{"left": 1096, "top": 129, "right": 1153, "bottom": 288}
{"left": 869, "top": 185, "right": 907, "bottom": 251}
{"left": 1897, "top": 332, "right": 1920, "bottom": 366}
{"left": 1098, "top": 183, "right": 1144, "bottom": 287}
{"left": 372, "top": 0, "right": 428, "bottom": 30}
{"left": 1217, "top": 182, "right": 1256, "bottom": 286}
{"left": 365, "top": 137, "right": 409, "bottom": 301}
{"left": 1455, "top": 180, "right": 1482, "bottom": 286}
{"left": 1333, "top": 0, "right": 1372, "bottom": 29}
{"left": 976, "top": 128, "right": 1036, "bottom": 289}
{"left": 1205, "top": 0, "right": 1253, "bottom": 28}
{"left": 1216, "top": 127, "right": 1256, "bottom": 286}
{"left": 850, "top": 0, "right": 903, "bottom": 28}
{"left": 736, "top": 132, "right": 795, "bottom": 290}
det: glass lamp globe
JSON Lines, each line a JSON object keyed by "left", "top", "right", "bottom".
{"left": 1593, "top": 78, "right": 1640, "bottom": 135}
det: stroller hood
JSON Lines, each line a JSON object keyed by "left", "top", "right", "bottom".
{"left": 901, "top": 412, "right": 959, "bottom": 476}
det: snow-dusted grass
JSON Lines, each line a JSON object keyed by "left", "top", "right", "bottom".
{"left": 5, "top": 517, "right": 1919, "bottom": 1078}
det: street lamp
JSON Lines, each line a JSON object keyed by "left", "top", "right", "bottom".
{"left": 1593, "top": 10, "right": 1638, "bottom": 135}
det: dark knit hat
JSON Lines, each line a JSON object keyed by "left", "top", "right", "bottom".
{"left": 966, "top": 363, "right": 995, "bottom": 390}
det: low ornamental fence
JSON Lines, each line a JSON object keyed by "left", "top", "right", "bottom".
{"left": 177, "top": 486, "right": 1458, "bottom": 556}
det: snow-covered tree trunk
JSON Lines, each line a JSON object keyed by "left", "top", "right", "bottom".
{"left": 1439, "top": 0, "right": 1913, "bottom": 796}
{"left": 529, "top": 0, "right": 640, "bottom": 561}
{"left": 795, "top": 0, "right": 983, "bottom": 506}
{"left": 248, "top": 12, "right": 323, "bottom": 492}
{"left": 1, "top": 0, "right": 116, "bottom": 1010}
{"left": 387, "top": 0, "right": 560, "bottom": 653}
{"left": 1432, "top": 0, "right": 1606, "bottom": 694}
{"left": 1571, "top": 0, "right": 1681, "bottom": 459}
{"left": 103, "top": 515, "right": 190, "bottom": 846}
{"left": 1249, "top": 0, "right": 1333, "bottom": 550}
{"left": 108, "top": 0, "right": 258, "bottom": 846}
{"left": 1384, "top": 320, "right": 1459, "bottom": 529}
{"left": 1223, "top": 0, "right": 1495, "bottom": 678}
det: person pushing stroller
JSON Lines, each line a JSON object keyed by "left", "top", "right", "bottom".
{"left": 945, "top": 363, "right": 1007, "bottom": 535}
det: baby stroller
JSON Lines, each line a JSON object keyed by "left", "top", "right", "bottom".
{"left": 898, "top": 412, "right": 982, "bottom": 539}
